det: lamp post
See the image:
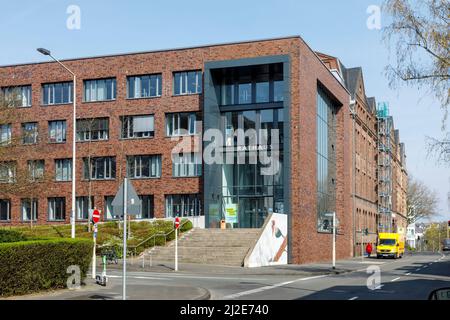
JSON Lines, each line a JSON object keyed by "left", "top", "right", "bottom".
{"left": 37, "top": 48, "right": 77, "bottom": 239}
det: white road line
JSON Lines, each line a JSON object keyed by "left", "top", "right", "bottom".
{"left": 391, "top": 277, "right": 401, "bottom": 282}
{"left": 406, "top": 272, "right": 411, "bottom": 276}
{"left": 223, "top": 275, "right": 328, "bottom": 299}
{"left": 415, "top": 268, "right": 421, "bottom": 271}
{"left": 349, "top": 296, "right": 358, "bottom": 300}
{"left": 106, "top": 275, "right": 171, "bottom": 281}
{"left": 374, "top": 284, "right": 384, "bottom": 290}
{"left": 107, "top": 272, "right": 268, "bottom": 281}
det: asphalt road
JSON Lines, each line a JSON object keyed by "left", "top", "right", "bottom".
{"left": 100, "top": 252, "right": 450, "bottom": 300}
{"left": 6, "top": 252, "right": 449, "bottom": 300}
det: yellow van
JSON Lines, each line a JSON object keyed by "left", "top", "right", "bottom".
{"left": 376, "top": 233, "right": 405, "bottom": 259}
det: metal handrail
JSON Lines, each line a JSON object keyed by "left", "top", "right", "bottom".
{"left": 98, "top": 219, "right": 191, "bottom": 256}
{"left": 130, "top": 219, "right": 191, "bottom": 255}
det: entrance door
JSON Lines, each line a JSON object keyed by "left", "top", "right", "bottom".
{"left": 238, "top": 197, "right": 268, "bottom": 228}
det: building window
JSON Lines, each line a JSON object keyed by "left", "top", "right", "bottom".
{"left": 83, "top": 157, "right": 116, "bottom": 180}
{"left": 1, "top": 85, "right": 32, "bottom": 107}
{"left": 137, "top": 195, "right": 154, "bottom": 219}
{"left": 76, "top": 196, "right": 94, "bottom": 220}
{"left": 0, "top": 124, "right": 11, "bottom": 145}
{"left": 42, "top": 82, "right": 73, "bottom": 105}
{"left": 127, "top": 155, "right": 161, "bottom": 179}
{"left": 84, "top": 78, "right": 116, "bottom": 102}
{"left": 316, "top": 88, "right": 337, "bottom": 233}
{"left": 166, "top": 112, "right": 199, "bottom": 136}
{"left": 104, "top": 196, "right": 117, "bottom": 220}
{"left": 55, "top": 159, "right": 72, "bottom": 181}
{"left": 21, "top": 198, "right": 38, "bottom": 221}
{"left": 0, "top": 199, "right": 10, "bottom": 221}
{"left": 48, "top": 197, "right": 65, "bottom": 221}
{"left": 219, "top": 63, "right": 284, "bottom": 106}
{"left": 173, "top": 71, "right": 202, "bottom": 95}
{"left": 22, "top": 122, "right": 38, "bottom": 144}
{"left": 127, "top": 74, "right": 162, "bottom": 99}
{"left": 120, "top": 115, "right": 154, "bottom": 139}
{"left": 165, "top": 194, "right": 202, "bottom": 217}
{"left": 77, "top": 118, "right": 109, "bottom": 142}
{"left": 0, "top": 162, "right": 16, "bottom": 183}
{"left": 48, "top": 120, "right": 67, "bottom": 143}
{"left": 28, "top": 160, "right": 45, "bottom": 181}
{"left": 172, "top": 153, "right": 202, "bottom": 177}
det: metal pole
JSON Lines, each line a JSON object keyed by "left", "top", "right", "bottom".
{"left": 122, "top": 178, "right": 128, "bottom": 300}
{"left": 92, "top": 224, "right": 96, "bottom": 279}
{"left": 71, "top": 75, "right": 76, "bottom": 239}
{"left": 332, "top": 212, "right": 336, "bottom": 269}
{"left": 175, "top": 224, "right": 178, "bottom": 272}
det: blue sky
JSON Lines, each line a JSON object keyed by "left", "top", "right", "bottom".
{"left": 1, "top": 0, "right": 448, "bottom": 220}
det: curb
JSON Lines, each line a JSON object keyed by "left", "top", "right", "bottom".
{"left": 195, "top": 288, "right": 211, "bottom": 300}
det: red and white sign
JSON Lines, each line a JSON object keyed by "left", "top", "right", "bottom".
{"left": 174, "top": 216, "right": 180, "bottom": 229}
{"left": 92, "top": 209, "right": 101, "bottom": 224}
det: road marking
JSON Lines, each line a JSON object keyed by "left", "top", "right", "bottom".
{"left": 107, "top": 272, "right": 268, "bottom": 281}
{"left": 406, "top": 272, "right": 411, "bottom": 276}
{"left": 223, "top": 275, "right": 328, "bottom": 299}
{"left": 349, "top": 296, "right": 358, "bottom": 300}
{"left": 299, "top": 275, "right": 329, "bottom": 281}
{"left": 106, "top": 275, "right": 171, "bottom": 281}
{"left": 374, "top": 284, "right": 384, "bottom": 290}
{"left": 391, "top": 277, "right": 401, "bottom": 282}
{"left": 415, "top": 268, "right": 421, "bottom": 271}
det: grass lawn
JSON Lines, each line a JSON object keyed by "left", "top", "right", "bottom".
{"left": 0, "top": 219, "right": 192, "bottom": 256}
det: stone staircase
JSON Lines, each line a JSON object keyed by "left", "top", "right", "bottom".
{"left": 145, "top": 228, "right": 262, "bottom": 266}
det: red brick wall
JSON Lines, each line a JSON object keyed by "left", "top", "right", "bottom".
{"left": 0, "top": 37, "right": 353, "bottom": 263}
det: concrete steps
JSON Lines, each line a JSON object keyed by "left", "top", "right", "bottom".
{"left": 145, "top": 228, "right": 262, "bottom": 266}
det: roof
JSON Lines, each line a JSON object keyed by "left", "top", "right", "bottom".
{"left": 0, "top": 35, "right": 303, "bottom": 68}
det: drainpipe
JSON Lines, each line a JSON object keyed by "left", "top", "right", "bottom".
{"left": 350, "top": 98, "right": 357, "bottom": 256}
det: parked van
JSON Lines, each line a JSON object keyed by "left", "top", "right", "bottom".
{"left": 376, "top": 233, "right": 405, "bottom": 259}
{"left": 443, "top": 239, "right": 450, "bottom": 251}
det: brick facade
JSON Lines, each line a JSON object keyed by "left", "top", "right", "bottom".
{"left": 0, "top": 36, "right": 402, "bottom": 264}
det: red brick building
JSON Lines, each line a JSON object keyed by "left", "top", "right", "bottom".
{"left": 0, "top": 36, "right": 374, "bottom": 264}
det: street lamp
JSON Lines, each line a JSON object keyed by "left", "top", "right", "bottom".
{"left": 37, "top": 48, "right": 77, "bottom": 239}
{"left": 325, "top": 212, "right": 337, "bottom": 270}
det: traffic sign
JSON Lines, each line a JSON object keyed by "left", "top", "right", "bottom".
{"left": 112, "top": 179, "right": 142, "bottom": 216}
{"left": 175, "top": 216, "right": 180, "bottom": 229}
{"left": 92, "top": 209, "right": 101, "bottom": 224}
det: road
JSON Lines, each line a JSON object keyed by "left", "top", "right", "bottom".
{"left": 6, "top": 252, "right": 449, "bottom": 300}
{"left": 102, "top": 252, "right": 450, "bottom": 300}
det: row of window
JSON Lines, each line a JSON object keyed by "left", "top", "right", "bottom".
{"left": 0, "top": 153, "right": 202, "bottom": 183}
{"left": 0, "top": 112, "right": 200, "bottom": 145}
{"left": 0, "top": 194, "right": 202, "bottom": 222}
{"left": 0, "top": 71, "right": 203, "bottom": 107}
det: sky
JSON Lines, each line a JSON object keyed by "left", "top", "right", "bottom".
{"left": 1, "top": 0, "right": 448, "bottom": 220}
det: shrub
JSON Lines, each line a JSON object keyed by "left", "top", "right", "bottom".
{"left": 0, "top": 230, "right": 27, "bottom": 243}
{"left": 0, "top": 238, "right": 93, "bottom": 297}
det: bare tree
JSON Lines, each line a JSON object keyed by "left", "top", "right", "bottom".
{"left": 0, "top": 87, "right": 56, "bottom": 227}
{"left": 383, "top": 0, "right": 450, "bottom": 163}
{"left": 407, "top": 176, "right": 439, "bottom": 224}
{"left": 383, "top": 0, "right": 449, "bottom": 108}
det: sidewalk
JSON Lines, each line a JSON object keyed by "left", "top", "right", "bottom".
{"left": 3, "top": 277, "right": 210, "bottom": 300}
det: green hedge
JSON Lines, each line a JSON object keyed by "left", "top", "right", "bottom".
{"left": 0, "top": 238, "right": 93, "bottom": 297}
{"left": 0, "top": 230, "right": 27, "bottom": 243}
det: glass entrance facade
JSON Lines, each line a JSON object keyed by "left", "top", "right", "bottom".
{"left": 204, "top": 61, "right": 288, "bottom": 229}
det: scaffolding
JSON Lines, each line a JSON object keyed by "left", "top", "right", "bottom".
{"left": 377, "top": 102, "right": 392, "bottom": 233}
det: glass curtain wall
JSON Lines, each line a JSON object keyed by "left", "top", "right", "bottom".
{"left": 316, "top": 88, "right": 337, "bottom": 232}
